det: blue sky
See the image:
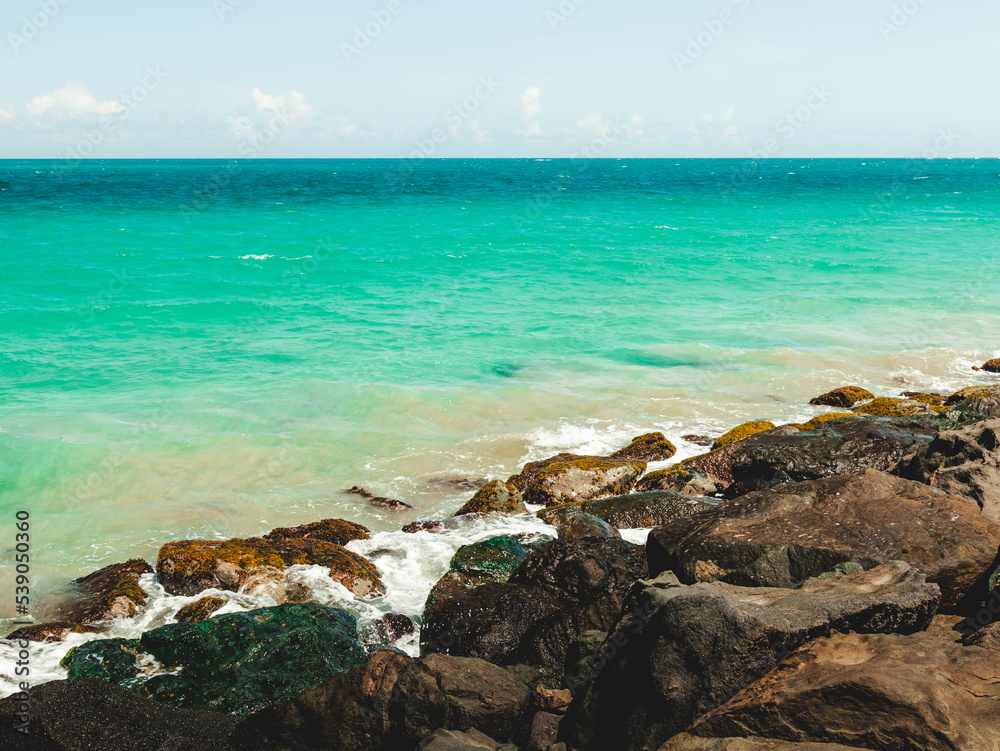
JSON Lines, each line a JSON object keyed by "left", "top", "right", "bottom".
{"left": 1, "top": 0, "right": 997, "bottom": 158}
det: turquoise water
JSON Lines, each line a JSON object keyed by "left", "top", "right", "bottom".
{"left": 1, "top": 158, "right": 999, "bottom": 612}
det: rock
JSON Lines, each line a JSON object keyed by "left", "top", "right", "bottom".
{"left": 0, "top": 678, "right": 238, "bottom": 751}
{"left": 3, "top": 621, "right": 99, "bottom": 642}
{"left": 562, "top": 562, "right": 939, "bottom": 751}
{"left": 902, "top": 390, "right": 945, "bottom": 406}
{"left": 852, "top": 396, "right": 939, "bottom": 417}
{"left": 388, "top": 654, "right": 532, "bottom": 747}
{"left": 507, "top": 454, "right": 646, "bottom": 507}
{"left": 57, "top": 559, "right": 153, "bottom": 624}
{"left": 954, "top": 545, "right": 1000, "bottom": 640}
{"left": 948, "top": 397, "right": 1000, "bottom": 421}
{"left": 265, "top": 518, "right": 371, "bottom": 545}
{"left": 688, "top": 629, "right": 1000, "bottom": 751}
{"left": 418, "top": 728, "right": 509, "bottom": 751}
{"left": 421, "top": 538, "right": 645, "bottom": 671}
{"left": 526, "top": 712, "right": 562, "bottom": 750}
{"left": 425, "top": 536, "right": 530, "bottom": 610}
{"left": 155, "top": 535, "right": 384, "bottom": 598}
{"left": 895, "top": 418, "right": 1000, "bottom": 521}
{"left": 726, "top": 417, "right": 935, "bottom": 496}
{"left": 230, "top": 650, "right": 414, "bottom": 751}
{"left": 558, "top": 512, "right": 621, "bottom": 540}
{"left": 455, "top": 480, "right": 527, "bottom": 516}
{"left": 427, "top": 477, "right": 490, "bottom": 492}
{"left": 672, "top": 435, "right": 775, "bottom": 490}
{"left": 533, "top": 687, "right": 573, "bottom": 714}
{"left": 541, "top": 490, "right": 710, "bottom": 530}
{"left": 660, "top": 735, "right": 872, "bottom": 750}
{"left": 564, "top": 630, "right": 609, "bottom": 689}
{"left": 712, "top": 422, "right": 776, "bottom": 451}
{"left": 795, "top": 413, "right": 856, "bottom": 430}
{"left": 404, "top": 520, "right": 458, "bottom": 534}
{"left": 175, "top": 595, "right": 227, "bottom": 623}
{"left": 983, "top": 359, "right": 1000, "bottom": 373}
{"left": 62, "top": 603, "right": 367, "bottom": 715}
{"left": 808, "top": 386, "right": 874, "bottom": 408}
{"left": 646, "top": 470, "right": 1000, "bottom": 612}
{"left": 367, "top": 612, "right": 417, "bottom": 645}
{"left": 946, "top": 385, "right": 1000, "bottom": 406}
{"left": 682, "top": 434, "right": 715, "bottom": 447}
{"left": 636, "top": 467, "right": 719, "bottom": 497}
{"left": 610, "top": 432, "right": 677, "bottom": 462}
{"left": 345, "top": 485, "right": 414, "bottom": 510}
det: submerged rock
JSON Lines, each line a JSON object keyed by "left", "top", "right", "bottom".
{"left": 507, "top": 454, "right": 646, "bottom": 507}
{"left": 712, "top": 421, "right": 776, "bottom": 451}
{"left": 808, "top": 386, "right": 874, "bottom": 408}
{"left": 610, "top": 432, "right": 677, "bottom": 462}
{"left": 895, "top": 418, "right": 1000, "bottom": 521}
{"left": 231, "top": 650, "right": 414, "bottom": 751}
{"left": 682, "top": 434, "right": 715, "bottom": 447}
{"left": 563, "top": 562, "right": 938, "bottom": 751}
{"left": 62, "top": 603, "right": 367, "bottom": 715}
{"left": 58, "top": 559, "right": 153, "bottom": 624}
{"left": 726, "top": 416, "right": 935, "bottom": 496}
{"left": 3, "top": 621, "right": 99, "bottom": 643}
{"left": 647, "top": 470, "right": 1000, "bottom": 612}
{"left": 455, "top": 480, "right": 527, "bottom": 516}
{"left": 345, "top": 485, "right": 414, "bottom": 511}
{"left": 265, "top": 518, "right": 371, "bottom": 545}
{"left": 155, "top": 535, "right": 384, "bottom": 598}
{"left": 421, "top": 538, "right": 645, "bottom": 671}
{"left": 0, "top": 677, "right": 238, "bottom": 751}
{"left": 688, "top": 629, "right": 1000, "bottom": 751}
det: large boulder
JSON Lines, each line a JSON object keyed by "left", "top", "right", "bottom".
{"left": 387, "top": 654, "right": 532, "bottom": 748}
{"left": 421, "top": 538, "right": 645, "bottom": 671}
{"left": 635, "top": 467, "right": 720, "bottom": 497}
{"left": 56, "top": 559, "right": 153, "bottom": 623}
{"left": 418, "top": 728, "right": 513, "bottom": 751}
{"left": 540, "top": 490, "right": 710, "bottom": 530}
{"left": 646, "top": 470, "right": 1000, "bottom": 612}
{"left": 688, "top": 629, "right": 1000, "bottom": 751}
{"left": 726, "top": 417, "right": 935, "bottom": 496}
{"left": 984, "top": 359, "right": 1000, "bottom": 373}
{"left": 61, "top": 603, "right": 367, "bottom": 715}
{"left": 895, "top": 418, "right": 1000, "bottom": 521}
{"left": 455, "top": 480, "right": 527, "bottom": 516}
{"left": 425, "top": 536, "right": 530, "bottom": 610}
{"left": 610, "top": 432, "right": 677, "bottom": 462}
{"left": 0, "top": 678, "right": 238, "bottom": 751}
{"left": 562, "top": 562, "right": 939, "bottom": 751}
{"left": 156, "top": 536, "right": 384, "bottom": 598}
{"left": 808, "top": 386, "right": 874, "bottom": 408}
{"left": 230, "top": 650, "right": 414, "bottom": 751}
{"left": 507, "top": 454, "right": 646, "bottom": 507}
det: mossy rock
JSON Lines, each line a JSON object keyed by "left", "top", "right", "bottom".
{"left": 64, "top": 603, "right": 366, "bottom": 715}
{"left": 4, "top": 621, "right": 100, "bottom": 643}
{"left": 946, "top": 385, "right": 1000, "bottom": 406}
{"left": 808, "top": 386, "right": 875, "bottom": 408}
{"left": 454, "top": 480, "right": 526, "bottom": 516}
{"left": 175, "top": 596, "right": 227, "bottom": 624}
{"left": 634, "top": 466, "right": 719, "bottom": 496}
{"left": 425, "top": 536, "right": 529, "bottom": 610}
{"left": 852, "top": 397, "right": 937, "bottom": 418}
{"left": 711, "top": 421, "right": 776, "bottom": 451}
{"left": 265, "top": 518, "right": 371, "bottom": 546}
{"left": 982, "top": 359, "right": 1000, "bottom": 374}
{"left": 513, "top": 455, "right": 646, "bottom": 507}
{"left": 901, "top": 391, "right": 945, "bottom": 406}
{"left": 156, "top": 537, "right": 384, "bottom": 599}
{"left": 60, "top": 559, "right": 153, "bottom": 624}
{"left": 610, "top": 432, "right": 677, "bottom": 462}
{"left": 796, "top": 413, "right": 857, "bottom": 430}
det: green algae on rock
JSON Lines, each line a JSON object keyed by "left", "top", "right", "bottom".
{"left": 610, "top": 432, "right": 677, "bottom": 462}
{"left": 454, "top": 480, "right": 527, "bottom": 516}
{"left": 425, "top": 536, "right": 530, "bottom": 610}
{"left": 808, "top": 386, "right": 875, "bottom": 408}
{"left": 711, "top": 421, "right": 776, "bottom": 451}
{"left": 63, "top": 603, "right": 366, "bottom": 715}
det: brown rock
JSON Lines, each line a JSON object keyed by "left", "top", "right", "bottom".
{"left": 636, "top": 467, "right": 719, "bottom": 496}
{"left": 265, "top": 518, "right": 371, "bottom": 546}
{"left": 660, "top": 735, "right": 871, "bottom": 750}
{"left": 808, "top": 386, "right": 874, "bottom": 409}
{"left": 455, "top": 480, "right": 527, "bottom": 516}
{"left": 174, "top": 596, "right": 227, "bottom": 623}
{"left": 156, "top": 537, "right": 384, "bottom": 598}
{"left": 902, "top": 391, "right": 945, "bottom": 406}
{"left": 683, "top": 435, "right": 715, "bottom": 447}
{"left": 532, "top": 687, "right": 572, "bottom": 714}
{"left": 610, "top": 432, "right": 677, "bottom": 462}
{"left": 4, "top": 621, "right": 99, "bottom": 643}
{"left": 59, "top": 559, "right": 153, "bottom": 624}
{"left": 852, "top": 397, "right": 937, "bottom": 417}
{"left": 526, "top": 711, "right": 562, "bottom": 751}
{"left": 983, "top": 359, "right": 1000, "bottom": 374}
{"left": 507, "top": 455, "right": 646, "bottom": 507}
{"left": 647, "top": 470, "right": 1000, "bottom": 612}
{"left": 689, "top": 630, "right": 1000, "bottom": 751}
{"left": 345, "top": 485, "right": 413, "bottom": 510}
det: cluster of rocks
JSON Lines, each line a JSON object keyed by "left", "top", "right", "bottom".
{"left": 5, "top": 382, "right": 1000, "bottom": 750}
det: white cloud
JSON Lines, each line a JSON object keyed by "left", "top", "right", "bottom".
{"left": 25, "top": 85, "right": 125, "bottom": 120}
{"left": 520, "top": 86, "right": 542, "bottom": 137}
{"left": 688, "top": 109, "right": 739, "bottom": 141}
{"left": 228, "top": 115, "right": 258, "bottom": 142}
{"left": 251, "top": 87, "right": 313, "bottom": 123}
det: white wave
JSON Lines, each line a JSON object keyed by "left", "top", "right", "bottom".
{"left": 240, "top": 254, "right": 273, "bottom": 260}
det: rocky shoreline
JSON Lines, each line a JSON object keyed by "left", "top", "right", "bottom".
{"left": 3, "top": 377, "right": 1000, "bottom": 750}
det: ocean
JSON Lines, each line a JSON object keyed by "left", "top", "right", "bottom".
{"left": 1, "top": 158, "right": 998, "bottom": 693}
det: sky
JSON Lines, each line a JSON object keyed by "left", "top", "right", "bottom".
{"left": 0, "top": 0, "right": 998, "bottom": 158}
